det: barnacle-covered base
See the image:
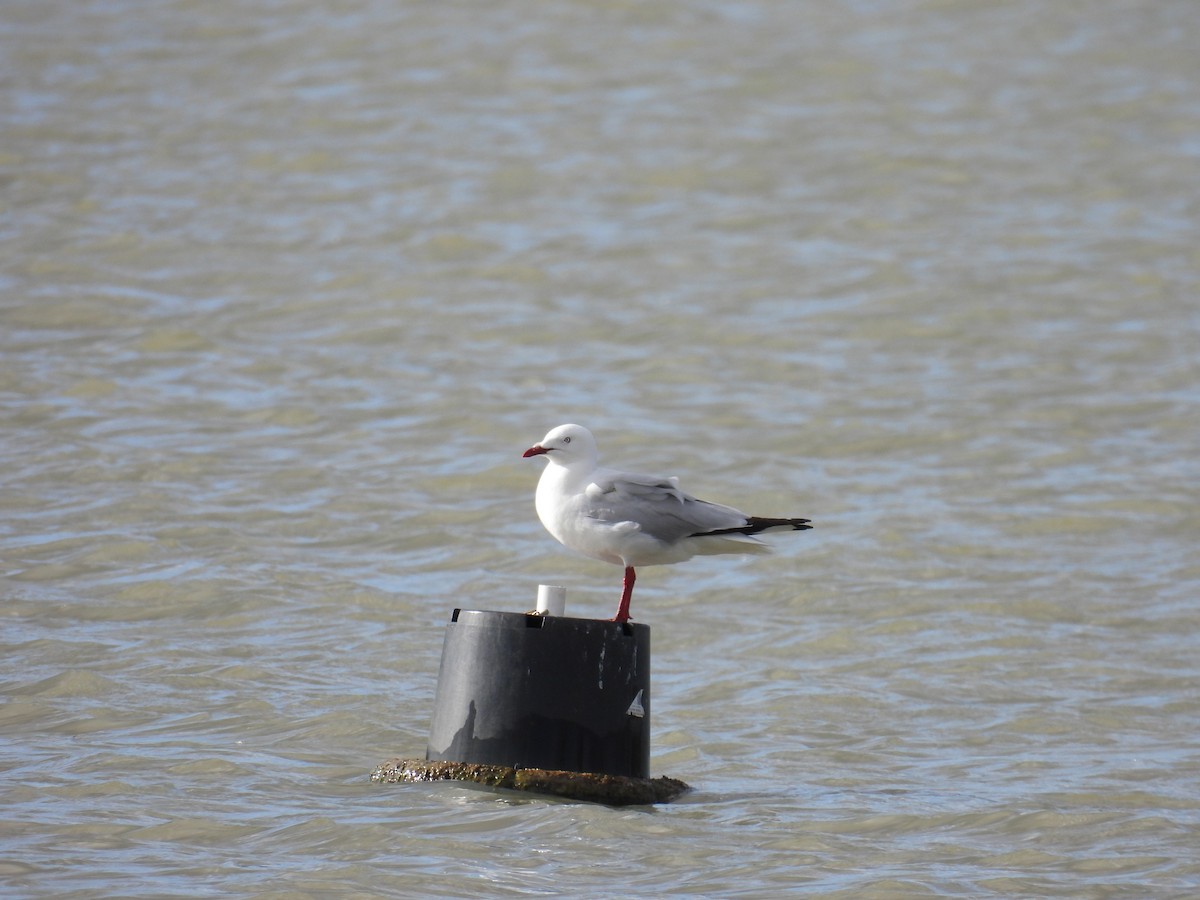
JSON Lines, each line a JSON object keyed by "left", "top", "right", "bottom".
{"left": 372, "top": 758, "right": 690, "bottom": 806}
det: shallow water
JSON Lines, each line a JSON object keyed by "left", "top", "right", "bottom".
{"left": 2, "top": 0, "right": 1198, "bottom": 896}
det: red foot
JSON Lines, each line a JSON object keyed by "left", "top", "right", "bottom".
{"left": 611, "top": 566, "right": 636, "bottom": 623}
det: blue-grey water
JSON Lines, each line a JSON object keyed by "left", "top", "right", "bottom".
{"left": 3, "top": 0, "right": 1198, "bottom": 896}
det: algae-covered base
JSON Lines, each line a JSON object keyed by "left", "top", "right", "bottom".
{"left": 372, "top": 758, "right": 690, "bottom": 806}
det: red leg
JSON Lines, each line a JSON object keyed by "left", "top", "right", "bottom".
{"left": 612, "top": 566, "right": 636, "bottom": 623}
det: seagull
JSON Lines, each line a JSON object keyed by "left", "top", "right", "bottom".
{"left": 522, "top": 424, "right": 812, "bottom": 623}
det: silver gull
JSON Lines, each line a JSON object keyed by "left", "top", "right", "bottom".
{"left": 522, "top": 423, "right": 812, "bottom": 622}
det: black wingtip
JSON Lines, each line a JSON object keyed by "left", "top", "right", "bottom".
{"left": 693, "top": 516, "right": 812, "bottom": 537}
{"left": 748, "top": 516, "right": 812, "bottom": 533}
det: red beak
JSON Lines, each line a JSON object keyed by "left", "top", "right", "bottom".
{"left": 522, "top": 444, "right": 549, "bottom": 458}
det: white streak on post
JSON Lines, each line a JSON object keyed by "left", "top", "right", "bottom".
{"left": 535, "top": 584, "right": 566, "bottom": 617}
{"left": 626, "top": 689, "right": 645, "bottom": 718}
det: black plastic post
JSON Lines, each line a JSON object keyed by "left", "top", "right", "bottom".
{"left": 426, "top": 610, "right": 651, "bottom": 778}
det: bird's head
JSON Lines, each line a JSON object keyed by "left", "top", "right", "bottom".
{"left": 522, "top": 423, "right": 597, "bottom": 467}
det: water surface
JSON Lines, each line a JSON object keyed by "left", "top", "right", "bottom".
{"left": 2, "top": 0, "right": 1198, "bottom": 896}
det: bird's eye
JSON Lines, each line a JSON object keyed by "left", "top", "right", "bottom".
{"left": 562, "top": 436, "right": 571, "bottom": 444}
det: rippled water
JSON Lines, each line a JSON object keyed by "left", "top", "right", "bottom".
{"left": 3, "top": 0, "right": 1198, "bottom": 896}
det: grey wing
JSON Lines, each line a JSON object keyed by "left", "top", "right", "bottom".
{"left": 584, "top": 468, "right": 750, "bottom": 542}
